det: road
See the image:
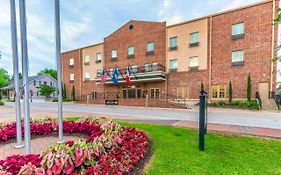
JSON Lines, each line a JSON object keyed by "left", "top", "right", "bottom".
{"left": 2, "top": 102, "right": 281, "bottom": 129}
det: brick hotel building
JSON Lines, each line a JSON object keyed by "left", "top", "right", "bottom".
{"left": 61, "top": 0, "right": 279, "bottom": 108}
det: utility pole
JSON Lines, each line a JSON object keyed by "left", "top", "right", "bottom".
{"left": 55, "top": 0, "right": 64, "bottom": 143}
{"left": 10, "top": 0, "right": 23, "bottom": 148}
{"left": 19, "top": 0, "right": 31, "bottom": 154}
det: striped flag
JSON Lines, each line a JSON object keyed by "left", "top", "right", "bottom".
{"left": 100, "top": 69, "right": 107, "bottom": 86}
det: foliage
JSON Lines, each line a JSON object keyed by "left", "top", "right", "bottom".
{"left": 200, "top": 82, "right": 204, "bottom": 91}
{"left": 0, "top": 117, "right": 148, "bottom": 175}
{"left": 38, "top": 85, "right": 55, "bottom": 98}
{"left": 0, "top": 100, "right": 3, "bottom": 106}
{"left": 0, "top": 68, "right": 10, "bottom": 88}
{"left": 71, "top": 85, "right": 76, "bottom": 101}
{"left": 209, "top": 100, "right": 259, "bottom": 110}
{"left": 247, "top": 74, "right": 252, "bottom": 102}
{"left": 10, "top": 73, "right": 22, "bottom": 81}
{"left": 63, "top": 83, "right": 67, "bottom": 100}
{"left": 229, "top": 81, "right": 233, "bottom": 103}
{"left": 38, "top": 68, "right": 57, "bottom": 80}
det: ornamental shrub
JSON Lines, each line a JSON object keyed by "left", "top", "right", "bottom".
{"left": 247, "top": 74, "right": 252, "bottom": 102}
{"left": 229, "top": 81, "right": 233, "bottom": 103}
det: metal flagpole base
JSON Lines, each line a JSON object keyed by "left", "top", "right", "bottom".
{"left": 57, "top": 140, "right": 64, "bottom": 144}
{"left": 15, "top": 144, "right": 24, "bottom": 149}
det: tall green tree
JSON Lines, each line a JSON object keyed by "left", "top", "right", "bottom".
{"left": 200, "top": 82, "right": 204, "bottom": 92}
{"left": 247, "top": 75, "right": 252, "bottom": 102}
{"left": 0, "top": 68, "right": 10, "bottom": 88}
{"left": 229, "top": 81, "right": 233, "bottom": 103}
{"left": 62, "top": 83, "right": 67, "bottom": 100}
{"left": 38, "top": 68, "right": 57, "bottom": 80}
{"left": 71, "top": 85, "right": 76, "bottom": 101}
{"left": 11, "top": 73, "right": 22, "bottom": 80}
{"left": 39, "top": 85, "right": 55, "bottom": 98}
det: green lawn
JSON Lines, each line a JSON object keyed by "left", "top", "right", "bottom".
{"left": 120, "top": 122, "right": 281, "bottom": 175}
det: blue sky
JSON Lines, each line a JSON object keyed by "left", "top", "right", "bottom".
{"left": 0, "top": 0, "right": 280, "bottom": 81}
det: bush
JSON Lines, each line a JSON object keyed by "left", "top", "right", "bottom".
{"left": 209, "top": 100, "right": 259, "bottom": 110}
{"left": 0, "top": 100, "right": 3, "bottom": 106}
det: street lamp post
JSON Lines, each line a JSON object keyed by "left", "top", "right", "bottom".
{"left": 19, "top": 0, "right": 31, "bottom": 154}
{"left": 10, "top": 0, "right": 23, "bottom": 149}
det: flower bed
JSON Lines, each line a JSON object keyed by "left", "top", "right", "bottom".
{"left": 0, "top": 117, "right": 149, "bottom": 175}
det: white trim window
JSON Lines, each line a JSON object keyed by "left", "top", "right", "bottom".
{"left": 96, "top": 52, "right": 102, "bottom": 62}
{"left": 128, "top": 46, "right": 134, "bottom": 56}
{"left": 190, "top": 32, "right": 199, "bottom": 44}
{"left": 169, "top": 59, "right": 177, "bottom": 72}
{"left": 189, "top": 56, "right": 199, "bottom": 68}
{"left": 147, "top": 42, "right": 154, "bottom": 52}
{"left": 232, "top": 50, "right": 244, "bottom": 65}
{"left": 85, "top": 72, "right": 90, "bottom": 79}
{"left": 70, "top": 74, "right": 75, "bottom": 81}
{"left": 131, "top": 65, "right": 138, "bottom": 73}
{"left": 111, "top": 49, "right": 117, "bottom": 58}
{"left": 69, "top": 58, "right": 74, "bottom": 66}
{"left": 232, "top": 23, "right": 244, "bottom": 36}
{"left": 84, "top": 55, "right": 90, "bottom": 64}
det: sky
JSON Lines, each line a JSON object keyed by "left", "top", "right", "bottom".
{"left": 0, "top": 0, "right": 280, "bottom": 81}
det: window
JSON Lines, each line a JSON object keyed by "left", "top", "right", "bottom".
{"left": 169, "top": 37, "right": 177, "bottom": 50}
{"left": 144, "top": 63, "right": 152, "bottom": 72}
{"left": 111, "top": 50, "right": 117, "bottom": 61}
{"left": 232, "top": 23, "right": 244, "bottom": 39}
{"left": 146, "top": 42, "right": 154, "bottom": 55}
{"left": 39, "top": 81, "right": 41, "bottom": 86}
{"left": 70, "top": 74, "right": 74, "bottom": 81}
{"left": 137, "top": 88, "right": 142, "bottom": 98}
{"left": 151, "top": 88, "right": 160, "bottom": 99}
{"left": 97, "top": 70, "right": 102, "bottom": 77}
{"left": 33, "top": 81, "right": 36, "bottom": 86}
{"left": 128, "top": 88, "right": 136, "bottom": 98}
{"left": 131, "top": 65, "right": 138, "bottom": 73}
{"left": 128, "top": 46, "right": 134, "bottom": 58}
{"left": 84, "top": 55, "right": 90, "bottom": 64}
{"left": 212, "top": 85, "right": 226, "bottom": 99}
{"left": 69, "top": 58, "right": 74, "bottom": 66}
{"left": 152, "top": 63, "right": 158, "bottom": 71}
{"left": 44, "top": 81, "right": 47, "bottom": 85}
{"left": 96, "top": 52, "right": 101, "bottom": 63}
{"left": 85, "top": 72, "right": 90, "bottom": 80}
{"left": 50, "top": 82, "right": 53, "bottom": 87}
{"left": 92, "top": 91, "right": 97, "bottom": 99}
{"left": 122, "top": 89, "right": 127, "bottom": 98}
{"left": 232, "top": 50, "right": 244, "bottom": 66}
{"left": 109, "top": 68, "right": 114, "bottom": 76}
{"left": 190, "top": 32, "right": 199, "bottom": 47}
{"left": 169, "top": 59, "right": 177, "bottom": 72}
{"left": 189, "top": 56, "right": 199, "bottom": 70}
{"left": 177, "top": 87, "right": 189, "bottom": 98}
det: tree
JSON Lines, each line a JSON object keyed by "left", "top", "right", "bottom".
{"left": 229, "top": 81, "right": 233, "bottom": 103}
{"left": 247, "top": 74, "right": 252, "bottom": 102}
{"left": 11, "top": 73, "right": 22, "bottom": 80}
{"left": 39, "top": 85, "right": 55, "bottom": 99}
{"left": 71, "top": 85, "right": 76, "bottom": 101}
{"left": 200, "top": 82, "right": 204, "bottom": 92}
{"left": 62, "top": 83, "right": 67, "bottom": 100}
{"left": 0, "top": 68, "right": 10, "bottom": 88}
{"left": 38, "top": 68, "right": 57, "bottom": 80}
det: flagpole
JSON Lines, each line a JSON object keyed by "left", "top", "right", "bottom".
{"left": 19, "top": 0, "right": 31, "bottom": 154}
{"left": 128, "top": 64, "right": 137, "bottom": 79}
{"left": 115, "top": 65, "right": 125, "bottom": 80}
{"left": 10, "top": 0, "right": 23, "bottom": 149}
{"left": 54, "top": 0, "right": 64, "bottom": 143}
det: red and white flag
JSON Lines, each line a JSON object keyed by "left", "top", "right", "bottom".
{"left": 100, "top": 70, "right": 108, "bottom": 86}
{"left": 125, "top": 66, "right": 132, "bottom": 85}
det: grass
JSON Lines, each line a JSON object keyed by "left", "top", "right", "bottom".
{"left": 120, "top": 122, "right": 281, "bottom": 175}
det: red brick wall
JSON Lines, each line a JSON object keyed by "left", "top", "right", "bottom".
{"left": 211, "top": 1, "right": 278, "bottom": 99}
{"left": 81, "top": 81, "right": 104, "bottom": 96}
{"left": 61, "top": 49, "right": 82, "bottom": 99}
{"left": 104, "top": 20, "right": 166, "bottom": 70}
{"left": 167, "top": 70, "right": 209, "bottom": 99}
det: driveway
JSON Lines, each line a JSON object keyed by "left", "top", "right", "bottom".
{"left": 2, "top": 102, "right": 281, "bottom": 129}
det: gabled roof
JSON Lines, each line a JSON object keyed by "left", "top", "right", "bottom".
{"left": 0, "top": 74, "right": 56, "bottom": 90}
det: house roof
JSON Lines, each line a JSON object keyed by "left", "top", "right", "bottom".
{"left": 0, "top": 74, "right": 55, "bottom": 90}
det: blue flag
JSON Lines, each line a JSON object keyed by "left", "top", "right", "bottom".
{"left": 112, "top": 68, "right": 119, "bottom": 85}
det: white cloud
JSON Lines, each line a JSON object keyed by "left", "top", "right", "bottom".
{"left": 167, "top": 12, "right": 184, "bottom": 25}
{"left": 220, "top": 0, "right": 263, "bottom": 11}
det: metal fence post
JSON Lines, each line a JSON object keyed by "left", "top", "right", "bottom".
{"left": 199, "top": 90, "right": 206, "bottom": 151}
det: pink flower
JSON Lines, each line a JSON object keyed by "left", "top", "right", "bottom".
{"left": 75, "top": 157, "right": 83, "bottom": 167}
{"left": 46, "top": 168, "right": 52, "bottom": 175}
{"left": 93, "top": 149, "right": 100, "bottom": 157}
{"left": 64, "top": 165, "right": 74, "bottom": 174}
{"left": 35, "top": 168, "right": 45, "bottom": 175}
{"left": 75, "top": 148, "right": 83, "bottom": 158}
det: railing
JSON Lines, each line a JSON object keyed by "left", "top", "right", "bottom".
{"left": 97, "top": 64, "right": 166, "bottom": 77}
{"left": 255, "top": 92, "right": 262, "bottom": 110}
{"left": 270, "top": 91, "right": 281, "bottom": 110}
